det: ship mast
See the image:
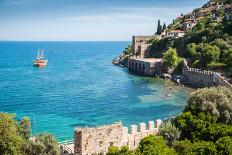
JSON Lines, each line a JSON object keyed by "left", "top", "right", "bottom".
{"left": 41, "top": 49, "right": 44, "bottom": 59}
{"left": 36, "top": 50, "right": 40, "bottom": 60}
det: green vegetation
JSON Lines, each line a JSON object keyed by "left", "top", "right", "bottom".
{"left": 107, "top": 87, "right": 232, "bottom": 155}
{"left": 0, "top": 112, "right": 59, "bottom": 155}
{"left": 107, "top": 146, "right": 133, "bottom": 155}
{"left": 150, "top": 2, "right": 232, "bottom": 75}
{"left": 174, "top": 87, "right": 232, "bottom": 155}
{"left": 158, "top": 121, "right": 180, "bottom": 147}
{"left": 123, "top": 45, "right": 132, "bottom": 56}
{"left": 135, "top": 136, "right": 176, "bottom": 155}
{"left": 162, "top": 48, "right": 182, "bottom": 69}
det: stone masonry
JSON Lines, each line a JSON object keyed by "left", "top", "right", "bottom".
{"left": 182, "top": 60, "right": 232, "bottom": 88}
{"left": 74, "top": 119, "right": 162, "bottom": 155}
{"left": 132, "top": 36, "right": 157, "bottom": 58}
{"left": 128, "top": 58, "right": 163, "bottom": 76}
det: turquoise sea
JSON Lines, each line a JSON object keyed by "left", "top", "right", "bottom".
{"left": 0, "top": 41, "right": 193, "bottom": 141}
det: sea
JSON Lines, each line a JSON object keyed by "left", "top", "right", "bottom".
{"left": 0, "top": 41, "right": 193, "bottom": 141}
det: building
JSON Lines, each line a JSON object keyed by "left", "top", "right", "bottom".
{"left": 165, "top": 30, "right": 185, "bottom": 38}
{"left": 132, "top": 35, "right": 159, "bottom": 58}
{"left": 195, "top": 8, "right": 211, "bottom": 18}
{"left": 74, "top": 120, "right": 162, "bottom": 155}
{"left": 184, "top": 12, "right": 196, "bottom": 20}
{"left": 128, "top": 58, "right": 163, "bottom": 76}
{"left": 182, "top": 20, "right": 197, "bottom": 31}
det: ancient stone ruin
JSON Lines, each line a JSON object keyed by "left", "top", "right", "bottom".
{"left": 74, "top": 119, "right": 162, "bottom": 155}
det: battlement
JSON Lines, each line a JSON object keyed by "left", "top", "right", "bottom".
{"left": 182, "top": 60, "right": 232, "bottom": 88}
{"left": 74, "top": 119, "right": 162, "bottom": 155}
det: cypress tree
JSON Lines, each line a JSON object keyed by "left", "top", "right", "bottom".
{"left": 162, "top": 23, "right": 166, "bottom": 32}
{"left": 156, "top": 19, "right": 162, "bottom": 35}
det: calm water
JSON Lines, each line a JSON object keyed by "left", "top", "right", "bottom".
{"left": 0, "top": 41, "right": 193, "bottom": 141}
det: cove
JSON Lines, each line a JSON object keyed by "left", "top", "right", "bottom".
{"left": 0, "top": 41, "right": 193, "bottom": 141}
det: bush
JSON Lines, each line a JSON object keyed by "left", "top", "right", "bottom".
{"left": 107, "top": 146, "right": 132, "bottom": 155}
{"left": 185, "top": 87, "right": 232, "bottom": 124}
{"left": 216, "top": 136, "right": 232, "bottom": 155}
{"left": 162, "top": 48, "right": 181, "bottom": 69}
{"left": 135, "top": 135, "right": 176, "bottom": 155}
{"left": 174, "top": 140, "right": 217, "bottom": 155}
{"left": 158, "top": 121, "right": 180, "bottom": 146}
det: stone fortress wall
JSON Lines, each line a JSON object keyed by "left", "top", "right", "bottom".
{"left": 132, "top": 36, "right": 157, "bottom": 58}
{"left": 129, "top": 35, "right": 163, "bottom": 76}
{"left": 128, "top": 58, "right": 162, "bottom": 76}
{"left": 74, "top": 119, "right": 162, "bottom": 155}
{"left": 182, "top": 60, "right": 232, "bottom": 88}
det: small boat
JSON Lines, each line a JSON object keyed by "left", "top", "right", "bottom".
{"left": 33, "top": 49, "right": 48, "bottom": 68}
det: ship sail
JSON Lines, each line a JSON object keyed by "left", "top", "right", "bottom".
{"left": 36, "top": 50, "right": 40, "bottom": 59}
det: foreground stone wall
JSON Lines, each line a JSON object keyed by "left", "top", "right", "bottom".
{"left": 182, "top": 60, "right": 232, "bottom": 88}
{"left": 128, "top": 58, "right": 162, "bottom": 76}
{"left": 74, "top": 120, "right": 162, "bottom": 155}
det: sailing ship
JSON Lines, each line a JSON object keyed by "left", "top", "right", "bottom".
{"left": 33, "top": 49, "right": 48, "bottom": 67}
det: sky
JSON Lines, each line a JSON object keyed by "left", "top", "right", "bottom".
{"left": 0, "top": 0, "right": 208, "bottom": 41}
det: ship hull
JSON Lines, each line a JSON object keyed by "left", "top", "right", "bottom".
{"left": 34, "top": 60, "right": 48, "bottom": 68}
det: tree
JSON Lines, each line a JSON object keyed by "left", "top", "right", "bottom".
{"left": 185, "top": 43, "right": 197, "bottom": 58}
{"left": 174, "top": 87, "right": 232, "bottom": 144}
{"left": 173, "top": 140, "right": 217, "bottom": 155}
{"left": 156, "top": 19, "right": 162, "bottom": 35}
{"left": 0, "top": 113, "right": 24, "bottom": 155}
{"left": 123, "top": 45, "right": 132, "bottom": 56}
{"left": 185, "top": 87, "right": 232, "bottom": 124}
{"left": 216, "top": 136, "right": 232, "bottom": 155}
{"left": 20, "top": 117, "right": 31, "bottom": 140}
{"left": 135, "top": 135, "right": 176, "bottom": 155}
{"left": 210, "top": 39, "right": 230, "bottom": 52}
{"left": 197, "top": 44, "right": 220, "bottom": 67}
{"left": 162, "top": 23, "right": 166, "bottom": 32}
{"left": 223, "top": 48, "right": 232, "bottom": 72}
{"left": 27, "top": 133, "right": 59, "bottom": 155}
{"left": 107, "top": 146, "right": 133, "bottom": 155}
{"left": 158, "top": 121, "right": 180, "bottom": 147}
{"left": 162, "top": 48, "right": 181, "bottom": 68}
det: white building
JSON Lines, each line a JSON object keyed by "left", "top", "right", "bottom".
{"left": 165, "top": 30, "right": 185, "bottom": 38}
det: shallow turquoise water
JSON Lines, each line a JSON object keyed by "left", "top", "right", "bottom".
{"left": 0, "top": 41, "right": 193, "bottom": 141}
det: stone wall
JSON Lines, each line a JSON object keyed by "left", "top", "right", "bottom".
{"left": 132, "top": 36, "right": 156, "bottom": 58}
{"left": 74, "top": 120, "right": 162, "bottom": 155}
{"left": 128, "top": 58, "right": 163, "bottom": 76}
{"left": 182, "top": 60, "right": 232, "bottom": 88}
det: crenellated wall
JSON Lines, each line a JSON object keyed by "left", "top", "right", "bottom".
{"left": 182, "top": 60, "right": 232, "bottom": 88}
{"left": 74, "top": 119, "right": 162, "bottom": 155}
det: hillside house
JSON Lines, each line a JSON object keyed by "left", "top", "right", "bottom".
{"left": 182, "top": 21, "right": 197, "bottom": 31}
{"left": 166, "top": 30, "right": 185, "bottom": 38}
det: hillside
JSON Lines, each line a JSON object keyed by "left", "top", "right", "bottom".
{"left": 149, "top": 0, "right": 232, "bottom": 75}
